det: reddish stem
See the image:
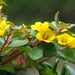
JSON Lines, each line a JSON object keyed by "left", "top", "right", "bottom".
{"left": 0, "top": 30, "right": 12, "bottom": 53}
{"left": 24, "top": 54, "right": 29, "bottom": 60}
{"left": 16, "top": 54, "right": 29, "bottom": 65}
{"left": 6, "top": 50, "right": 18, "bottom": 59}
{"left": 56, "top": 29, "right": 62, "bottom": 35}
{"left": 15, "top": 55, "right": 51, "bottom": 66}
{"left": 0, "top": 51, "right": 24, "bottom": 65}
{"left": 32, "top": 44, "right": 36, "bottom": 47}
{"left": 39, "top": 57, "right": 51, "bottom": 64}
{"left": 3, "top": 35, "right": 6, "bottom": 41}
{"left": 57, "top": 49, "right": 60, "bottom": 51}
{"left": 16, "top": 55, "right": 24, "bottom": 65}
{"left": 14, "top": 57, "right": 52, "bottom": 69}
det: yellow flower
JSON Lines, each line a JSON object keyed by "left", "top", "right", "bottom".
{"left": 29, "top": 35, "right": 32, "bottom": 38}
{"left": 36, "top": 27, "right": 56, "bottom": 43}
{"left": 57, "top": 33, "right": 73, "bottom": 45}
{"left": 31, "top": 22, "right": 42, "bottom": 31}
{"left": 0, "top": 20, "right": 10, "bottom": 36}
{"left": 43, "top": 22, "right": 50, "bottom": 27}
{"left": 31, "top": 22, "right": 49, "bottom": 31}
{"left": 72, "top": 34, "right": 75, "bottom": 37}
{"left": 0, "top": 6, "right": 3, "bottom": 10}
{"left": 61, "top": 29, "right": 68, "bottom": 32}
{"left": 18, "top": 28, "right": 24, "bottom": 33}
{"left": 67, "top": 38, "right": 75, "bottom": 48}
{"left": 22, "top": 24, "right": 27, "bottom": 28}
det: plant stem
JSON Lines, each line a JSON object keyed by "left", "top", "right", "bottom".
{"left": 3, "top": 47, "right": 15, "bottom": 54}
{"left": 25, "top": 54, "right": 29, "bottom": 60}
{"left": 16, "top": 55, "right": 24, "bottom": 65}
{"left": 6, "top": 50, "right": 18, "bottom": 59}
{"left": 16, "top": 54, "right": 29, "bottom": 65}
{"left": 3, "top": 35, "right": 6, "bottom": 41}
{"left": 56, "top": 29, "right": 62, "bottom": 35}
{"left": 14, "top": 66, "right": 26, "bottom": 70}
{"left": 15, "top": 57, "right": 52, "bottom": 70}
{"left": 0, "top": 30, "right": 12, "bottom": 53}
{"left": 39, "top": 57, "right": 51, "bottom": 64}
{"left": 0, "top": 51, "right": 24, "bottom": 65}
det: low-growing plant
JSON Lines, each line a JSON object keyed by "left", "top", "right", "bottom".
{"left": 0, "top": 0, "right": 75, "bottom": 75}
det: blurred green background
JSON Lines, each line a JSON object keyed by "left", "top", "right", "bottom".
{"left": 3, "top": 0, "right": 75, "bottom": 25}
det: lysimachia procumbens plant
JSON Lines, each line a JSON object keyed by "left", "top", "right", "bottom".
{"left": 0, "top": 0, "right": 75, "bottom": 75}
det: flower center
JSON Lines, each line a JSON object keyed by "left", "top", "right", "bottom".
{"left": 42, "top": 33, "right": 49, "bottom": 40}
{"left": 61, "top": 37, "right": 67, "bottom": 43}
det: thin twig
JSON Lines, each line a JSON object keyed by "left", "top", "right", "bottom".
{"left": 6, "top": 50, "right": 18, "bottom": 59}
{"left": 3, "top": 47, "right": 15, "bottom": 54}
{"left": 4, "top": 39, "right": 12, "bottom": 48}
{"left": 56, "top": 29, "right": 62, "bottom": 35}
{"left": 16, "top": 55, "right": 24, "bottom": 65}
{"left": 0, "top": 51, "right": 24, "bottom": 65}
{"left": 14, "top": 66, "right": 26, "bottom": 70}
{"left": 24, "top": 54, "right": 29, "bottom": 60}
{"left": 39, "top": 57, "right": 51, "bottom": 64}
{"left": 0, "top": 30, "right": 12, "bottom": 53}
{"left": 14, "top": 57, "right": 52, "bottom": 70}
{"left": 16, "top": 54, "right": 29, "bottom": 65}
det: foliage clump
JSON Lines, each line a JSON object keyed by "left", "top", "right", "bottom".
{"left": 0, "top": 1, "right": 75, "bottom": 75}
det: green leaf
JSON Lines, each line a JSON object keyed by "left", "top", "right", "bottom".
{"left": 66, "top": 65, "right": 75, "bottom": 75}
{"left": 51, "top": 21, "right": 57, "bottom": 28}
{"left": 40, "top": 67, "right": 55, "bottom": 75}
{"left": 41, "top": 62, "right": 52, "bottom": 69}
{"left": 2, "top": 62, "right": 19, "bottom": 68}
{"left": 62, "top": 48, "right": 75, "bottom": 60}
{"left": 27, "top": 57, "right": 36, "bottom": 67}
{"left": 57, "top": 70, "right": 61, "bottom": 75}
{"left": 28, "top": 46, "right": 43, "bottom": 60}
{"left": 16, "top": 46, "right": 33, "bottom": 54}
{"left": 0, "top": 37, "right": 4, "bottom": 47}
{"left": 9, "top": 39, "right": 29, "bottom": 47}
{"left": 22, "top": 52, "right": 26, "bottom": 58}
{"left": 41, "top": 43, "right": 57, "bottom": 57}
{"left": 61, "top": 65, "right": 75, "bottom": 75}
{"left": 52, "top": 59, "right": 59, "bottom": 73}
{"left": 13, "top": 37, "right": 22, "bottom": 40}
{"left": 57, "top": 51, "right": 66, "bottom": 58}
{"left": 54, "top": 42, "right": 66, "bottom": 50}
{"left": 0, "top": 0, "right": 8, "bottom": 6}
{"left": 69, "top": 26, "right": 75, "bottom": 34}
{"left": 25, "top": 29, "right": 37, "bottom": 36}
{"left": 54, "top": 11, "right": 59, "bottom": 26}
{"left": 1, "top": 47, "right": 12, "bottom": 55}
{"left": 61, "top": 64, "right": 67, "bottom": 75}
{"left": 65, "top": 68, "right": 70, "bottom": 75}
{"left": 61, "top": 64, "right": 70, "bottom": 75}
{"left": 0, "top": 66, "right": 16, "bottom": 73}
{"left": 11, "top": 25, "right": 22, "bottom": 30}
{"left": 58, "top": 22, "right": 70, "bottom": 29}
{"left": 49, "top": 22, "right": 57, "bottom": 30}
{"left": 57, "top": 51, "right": 75, "bottom": 64}
{"left": 7, "top": 21, "right": 15, "bottom": 27}
{"left": 35, "top": 62, "right": 44, "bottom": 70}
{"left": 18, "top": 68, "right": 40, "bottom": 75}
{"left": 2, "top": 47, "right": 11, "bottom": 52}
{"left": 12, "top": 32, "right": 23, "bottom": 37}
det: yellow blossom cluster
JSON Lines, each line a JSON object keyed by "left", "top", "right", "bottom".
{"left": 31, "top": 22, "right": 75, "bottom": 48}
{"left": 0, "top": 6, "right": 10, "bottom": 36}
{"left": 57, "top": 33, "right": 75, "bottom": 48}
{"left": 31, "top": 22, "right": 56, "bottom": 43}
{"left": 0, "top": 5, "right": 75, "bottom": 49}
{"left": 0, "top": 20, "right": 10, "bottom": 36}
